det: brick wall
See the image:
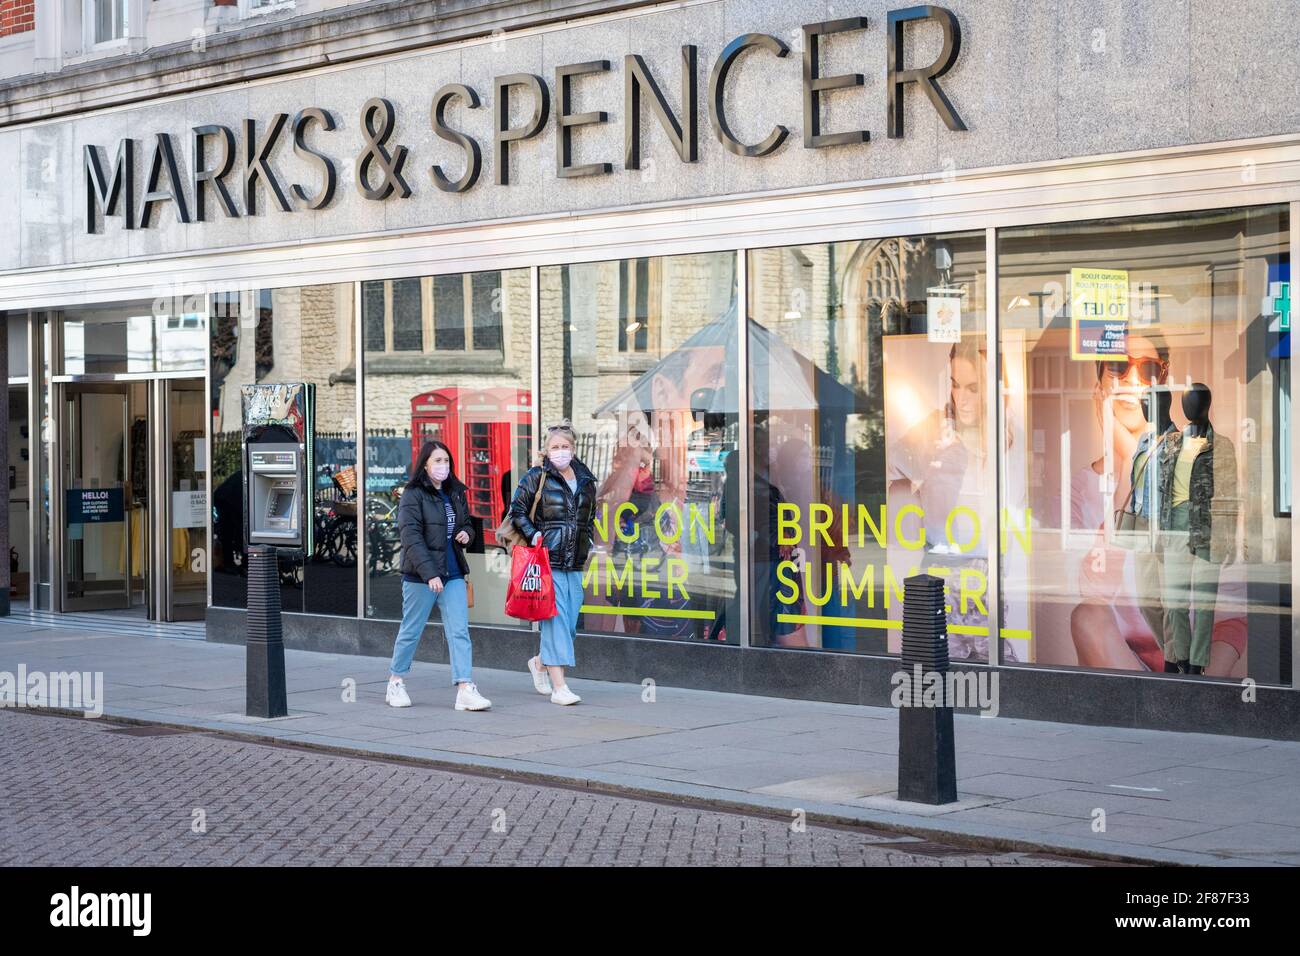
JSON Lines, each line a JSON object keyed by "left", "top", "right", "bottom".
{"left": 0, "top": 0, "right": 33, "bottom": 38}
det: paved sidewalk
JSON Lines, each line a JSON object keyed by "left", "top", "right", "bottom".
{"left": 2, "top": 709, "right": 1081, "bottom": 867}
{"left": 3, "top": 619, "right": 1298, "bottom": 866}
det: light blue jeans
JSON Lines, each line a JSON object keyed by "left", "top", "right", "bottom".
{"left": 390, "top": 577, "right": 473, "bottom": 683}
{"left": 539, "top": 570, "right": 583, "bottom": 668}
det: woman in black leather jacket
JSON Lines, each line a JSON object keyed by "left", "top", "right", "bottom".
{"left": 509, "top": 421, "right": 596, "bottom": 705}
{"left": 386, "top": 440, "right": 490, "bottom": 712}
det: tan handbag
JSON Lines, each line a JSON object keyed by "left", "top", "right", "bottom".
{"left": 495, "top": 473, "right": 545, "bottom": 548}
{"left": 1111, "top": 451, "right": 1154, "bottom": 551}
{"left": 465, "top": 579, "right": 474, "bottom": 608}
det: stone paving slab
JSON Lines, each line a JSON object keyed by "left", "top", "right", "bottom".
{"left": 2, "top": 622, "right": 1299, "bottom": 866}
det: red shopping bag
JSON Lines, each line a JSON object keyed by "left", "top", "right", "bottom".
{"left": 505, "top": 544, "right": 558, "bottom": 621}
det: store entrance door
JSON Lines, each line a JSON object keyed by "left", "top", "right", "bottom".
{"left": 55, "top": 378, "right": 207, "bottom": 620}
{"left": 59, "top": 382, "right": 146, "bottom": 611}
{"left": 156, "top": 378, "right": 207, "bottom": 621}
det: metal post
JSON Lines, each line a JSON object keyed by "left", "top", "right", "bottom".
{"left": 735, "top": 249, "right": 751, "bottom": 648}
{"left": 898, "top": 573, "right": 957, "bottom": 804}
{"left": 1291, "top": 201, "right": 1299, "bottom": 689}
{"left": 529, "top": 265, "right": 541, "bottom": 635}
{"left": 0, "top": 312, "right": 9, "bottom": 616}
{"left": 246, "top": 543, "right": 288, "bottom": 718}
{"left": 354, "top": 281, "right": 366, "bottom": 620}
{"left": 984, "top": 226, "right": 1000, "bottom": 666}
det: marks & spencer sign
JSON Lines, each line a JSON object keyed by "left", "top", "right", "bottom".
{"left": 81, "top": 6, "right": 968, "bottom": 234}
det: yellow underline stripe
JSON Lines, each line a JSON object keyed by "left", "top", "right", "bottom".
{"left": 580, "top": 604, "right": 716, "bottom": 620}
{"left": 777, "top": 614, "right": 899, "bottom": 630}
{"left": 775, "top": 615, "right": 1035, "bottom": 643}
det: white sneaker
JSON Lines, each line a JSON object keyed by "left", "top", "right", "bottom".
{"left": 550, "top": 685, "right": 581, "bottom": 706}
{"left": 527, "top": 656, "right": 553, "bottom": 695}
{"left": 386, "top": 678, "right": 412, "bottom": 708}
{"left": 455, "top": 682, "right": 492, "bottom": 711}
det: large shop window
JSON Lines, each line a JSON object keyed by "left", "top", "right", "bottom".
{"left": 209, "top": 284, "right": 358, "bottom": 616}
{"left": 539, "top": 253, "right": 741, "bottom": 644}
{"left": 62, "top": 299, "right": 206, "bottom": 374}
{"left": 999, "top": 205, "right": 1291, "bottom": 684}
{"left": 747, "top": 234, "right": 993, "bottom": 658}
{"left": 363, "top": 269, "right": 533, "bottom": 624}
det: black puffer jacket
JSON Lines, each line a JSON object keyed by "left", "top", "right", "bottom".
{"left": 398, "top": 476, "right": 474, "bottom": 583}
{"left": 509, "top": 458, "right": 598, "bottom": 571}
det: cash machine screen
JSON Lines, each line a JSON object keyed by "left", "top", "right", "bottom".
{"left": 268, "top": 488, "right": 295, "bottom": 520}
{"left": 264, "top": 479, "right": 298, "bottom": 530}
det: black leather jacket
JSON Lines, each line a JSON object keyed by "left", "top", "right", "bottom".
{"left": 398, "top": 476, "right": 474, "bottom": 583}
{"left": 509, "top": 459, "right": 598, "bottom": 571}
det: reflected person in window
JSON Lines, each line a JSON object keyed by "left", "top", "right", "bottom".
{"left": 887, "top": 337, "right": 1013, "bottom": 662}
{"left": 1071, "top": 335, "right": 1172, "bottom": 670}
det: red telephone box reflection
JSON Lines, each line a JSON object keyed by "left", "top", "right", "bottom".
{"left": 410, "top": 387, "right": 532, "bottom": 546}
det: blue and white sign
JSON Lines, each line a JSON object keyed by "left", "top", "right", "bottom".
{"left": 66, "top": 488, "right": 125, "bottom": 524}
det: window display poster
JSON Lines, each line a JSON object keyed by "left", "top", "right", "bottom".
{"left": 172, "top": 489, "right": 208, "bottom": 529}
{"left": 927, "top": 289, "right": 963, "bottom": 343}
{"left": 879, "top": 335, "right": 1032, "bottom": 664}
{"left": 1070, "top": 267, "right": 1129, "bottom": 359}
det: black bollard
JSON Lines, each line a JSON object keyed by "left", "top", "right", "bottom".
{"left": 246, "top": 545, "right": 288, "bottom": 718}
{"left": 897, "top": 573, "right": 957, "bottom": 804}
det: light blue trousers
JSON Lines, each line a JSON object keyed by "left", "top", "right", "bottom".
{"left": 539, "top": 570, "right": 583, "bottom": 668}
{"left": 389, "top": 577, "right": 473, "bottom": 683}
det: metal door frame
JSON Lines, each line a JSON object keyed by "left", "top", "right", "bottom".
{"left": 55, "top": 380, "right": 133, "bottom": 612}
{"left": 154, "top": 377, "right": 207, "bottom": 622}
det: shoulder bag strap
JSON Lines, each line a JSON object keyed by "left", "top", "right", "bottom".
{"left": 528, "top": 470, "right": 546, "bottom": 524}
{"left": 1117, "top": 448, "right": 1153, "bottom": 516}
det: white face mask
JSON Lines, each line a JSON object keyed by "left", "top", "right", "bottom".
{"left": 429, "top": 462, "right": 450, "bottom": 482}
{"left": 548, "top": 450, "right": 573, "bottom": 470}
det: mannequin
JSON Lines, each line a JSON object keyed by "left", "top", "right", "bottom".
{"left": 1130, "top": 385, "right": 1174, "bottom": 649}
{"left": 1157, "top": 383, "right": 1236, "bottom": 675}
{"left": 1182, "top": 382, "right": 1212, "bottom": 439}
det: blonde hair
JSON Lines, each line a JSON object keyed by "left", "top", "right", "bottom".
{"left": 536, "top": 420, "right": 578, "bottom": 465}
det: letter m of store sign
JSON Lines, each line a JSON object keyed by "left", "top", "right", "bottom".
{"left": 85, "top": 140, "right": 137, "bottom": 233}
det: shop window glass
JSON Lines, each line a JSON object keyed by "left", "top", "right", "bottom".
{"left": 746, "top": 234, "right": 993, "bottom": 659}
{"left": 539, "top": 252, "right": 741, "bottom": 644}
{"left": 62, "top": 298, "right": 206, "bottom": 374}
{"left": 999, "top": 205, "right": 1290, "bottom": 684}
{"left": 391, "top": 279, "right": 423, "bottom": 352}
{"left": 209, "top": 284, "right": 358, "bottom": 617}
{"left": 362, "top": 280, "right": 386, "bottom": 353}
{"left": 433, "top": 275, "right": 467, "bottom": 352}
{"left": 363, "top": 268, "right": 532, "bottom": 624}
{"left": 471, "top": 271, "right": 503, "bottom": 351}
{"left": 7, "top": 314, "right": 28, "bottom": 378}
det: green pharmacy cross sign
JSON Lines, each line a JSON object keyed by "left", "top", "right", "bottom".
{"left": 1268, "top": 281, "right": 1291, "bottom": 332}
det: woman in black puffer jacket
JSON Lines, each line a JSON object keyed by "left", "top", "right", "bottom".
{"left": 509, "top": 421, "right": 597, "bottom": 705}
{"left": 386, "top": 440, "right": 490, "bottom": 712}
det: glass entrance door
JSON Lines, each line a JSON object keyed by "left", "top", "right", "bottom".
{"left": 159, "top": 379, "right": 207, "bottom": 620}
{"left": 59, "top": 383, "right": 147, "bottom": 611}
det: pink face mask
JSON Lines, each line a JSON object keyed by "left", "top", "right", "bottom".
{"left": 548, "top": 450, "right": 573, "bottom": 470}
{"left": 429, "top": 462, "right": 450, "bottom": 482}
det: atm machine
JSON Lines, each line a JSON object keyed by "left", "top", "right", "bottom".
{"left": 248, "top": 445, "right": 304, "bottom": 548}
{"left": 239, "top": 382, "right": 312, "bottom": 719}
{"left": 240, "top": 383, "right": 314, "bottom": 570}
